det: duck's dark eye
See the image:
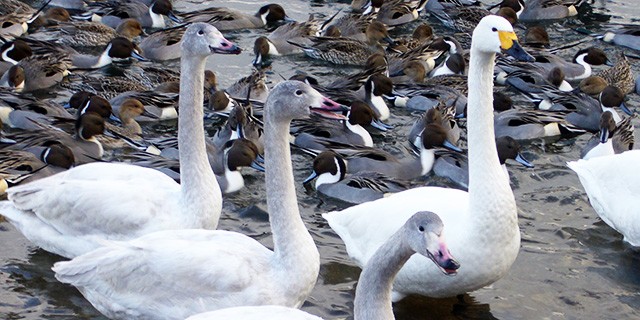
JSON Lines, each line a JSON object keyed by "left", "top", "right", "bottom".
{"left": 418, "top": 226, "right": 424, "bottom": 232}
{"left": 198, "top": 30, "right": 204, "bottom": 35}
{"left": 492, "top": 27, "right": 497, "bottom": 32}
{"left": 295, "top": 90, "right": 303, "bottom": 96}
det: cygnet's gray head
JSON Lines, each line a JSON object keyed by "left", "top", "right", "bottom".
{"left": 265, "top": 80, "right": 347, "bottom": 122}
{"left": 404, "top": 211, "right": 460, "bottom": 275}
{"left": 181, "top": 23, "right": 242, "bottom": 57}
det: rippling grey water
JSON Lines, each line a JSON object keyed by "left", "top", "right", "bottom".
{"left": 1, "top": 0, "right": 640, "bottom": 319}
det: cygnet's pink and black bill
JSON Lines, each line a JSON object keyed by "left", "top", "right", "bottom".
{"left": 210, "top": 37, "right": 242, "bottom": 55}
{"left": 429, "top": 238, "right": 460, "bottom": 275}
{"left": 310, "top": 96, "right": 350, "bottom": 120}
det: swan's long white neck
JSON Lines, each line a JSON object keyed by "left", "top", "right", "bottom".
{"left": 466, "top": 46, "right": 518, "bottom": 242}
{"left": 354, "top": 229, "right": 411, "bottom": 320}
{"left": 263, "top": 105, "right": 319, "bottom": 306}
{"left": 179, "top": 54, "right": 222, "bottom": 229}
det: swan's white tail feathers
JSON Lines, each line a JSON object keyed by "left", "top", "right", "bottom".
{"left": 53, "top": 243, "right": 138, "bottom": 285}
{"left": 6, "top": 179, "right": 58, "bottom": 211}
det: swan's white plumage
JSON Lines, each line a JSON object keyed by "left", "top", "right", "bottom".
{"left": 1, "top": 163, "right": 183, "bottom": 258}
{"left": 0, "top": 23, "right": 225, "bottom": 259}
{"left": 52, "top": 78, "right": 322, "bottom": 319}
{"left": 568, "top": 150, "right": 640, "bottom": 246}
{"left": 54, "top": 230, "right": 277, "bottom": 319}
{"left": 323, "top": 15, "right": 522, "bottom": 300}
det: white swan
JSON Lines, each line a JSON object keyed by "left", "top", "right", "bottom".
{"left": 567, "top": 150, "right": 640, "bottom": 246}
{"left": 52, "top": 80, "right": 346, "bottom": 319}
{"left": 184, "top": 211, "right": 460, "bottom": 320}
{"left": 321, "top": 15, "right": 535, "bottom": 300}
{"left": 0, "top": 23, "right": 240, "bottom": 259}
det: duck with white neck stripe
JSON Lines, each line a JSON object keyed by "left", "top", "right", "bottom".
{"left": 303, "top": 150, "right": 409, "bottom": 205}
{"left": 179, "top": 3, "right": 293, "bottom": 31}
{"left": 86, "top": 0, "right": 181, "bottom": 29}
{"left": 581, "top": 111, "right": 635, "bottom": 160}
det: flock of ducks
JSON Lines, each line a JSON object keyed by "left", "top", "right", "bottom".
{"left": 0, "top": 0, "right": 639, "bottom": 319}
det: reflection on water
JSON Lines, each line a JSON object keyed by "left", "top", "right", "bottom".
{"left": 2, "top": 0, "right": 640, "bottom": 319}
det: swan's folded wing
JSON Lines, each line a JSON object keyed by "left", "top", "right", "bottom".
{"left": 323, "top": 186, "right": 469, "bottom": 266}
{"left": 5, "top": 162, "right": 181, "bottom": 238}
{"left": 53, "top": 230, "right": 272, "bottom": 314}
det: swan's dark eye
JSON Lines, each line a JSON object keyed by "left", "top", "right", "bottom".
{"left": 198, "top": 30, "right": 204, "bottom": 35}
{"left": 295, "top": 90, "right": 303, "bottom": 96}
{"left": 492, "top": 27, "right": 497, "bottom": 32}
{"left": 418, "top": 226, "right": 424, "bottom": 232}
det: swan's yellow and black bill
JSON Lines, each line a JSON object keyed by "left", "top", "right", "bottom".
{"left": 498, "top": 31, "right": 534, "bottom": 62}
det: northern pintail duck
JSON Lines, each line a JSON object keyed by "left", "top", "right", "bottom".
{"left": 212, "top": 138, "right": 264, "bottom": 194}
{"left": 493, "top": 108, "right": 575, "bottom": 140}
{"left": 597, "top": 85, "right": 632, "bottom": 124}
{"left": 603, "top": 24, "right": 640, "bottom": 51}
{"left": 580, "top": 111, "right": 634, "bottom": 160}
{"left": 0, "top": 12, "right": 32, "bottom": 38}
{"left": 0, "top": 142, "right": 75, "bottom": 193}
{"left": 252, "top": 15, "right": 323, "bottom": 66}
{"left": 596, "top": 52, "right": 634, "bottom": 95}
{"left": 429, "top": 52, "right": 465, "bottom": 76}
{"left": 567, "top": 149, "right": 640, "bottom": 246}
{"left": 532, "top": 47, "right": 610, "bottom": 81}
{"left": 11, "top": 36, "right": 145, "bottom": 80}
{"left": 433, "top": 136, "right": 534, "bottom": 190}
{"left": 0, "top": 38, "right": 32, "bottom": 74}
{"left": 389, "top": 23, "right": 434, "bottom": 53}
{"left": 387, "top": 36, "right": 457, "bottom": 76}
{"left": 578, "top": 76, "right": 608, "bottom": 97}
{"left": 0, "top": 93, "right": 74, "bottom": 130}
{"left": 69, "top": 37, "right": 146, "bottom": 69}
{"left": 390, "top": 60, "right": 427, "bottom": 83}
{"left": 518, "top": 0, "right": 582, "bottom": 21}
{"left": 394, "top": 81, "right": 467, "bottom": 115}
{"left": 110, "top": 90, "right": 178, "bottom": 121}
{"left": 364, "top": 0, "right": 428, "bottom": 26}
{"left": 289, "top": 21, "right": 393, "bottom": 66}
{"left": 179, "top": 3, "right": 292, "bottom": 31}
{"left": 0, "top": 23, "right": 239, "bottom": 259}
{"left": 502, "top": 67, "right": 574, "bottom": 103}
{"left": 139, "top": 24, "right": 186, "bottom": 61}
{"left": 2, "top": 111, "right": 105, "bottom": 164}
{"left": 325, "top": 120, "right": 462, "bottom": 180}
{"left": 302, "top": 150, "right": 409, "bottom": 205}
{"left": 324, "top": 6, "right": 378, "bottom": 39}
{"left": 524, "top": 25, "right": 550, "bottom": 48}
{"left": 28, "top": 7, "right": 71, "bottom": 30}
{"left": 225, "top": 69, "right": 269, "bottom": 102}
{"left": 408, "top": 105, "right": 460, "bottom": 150}
{"left": 87, "top": 0, "right": 181, "bottom": 29}
{"left": 292, "top": 100, "right": 389, "bottom": 150}
{"left": 0, "top": 65, "right": 24, "bottom": 91}
{"left": 29, "top": 18, "right": 144, "bottom": 48}
{"left": 14, "top": 54, "right": 71, "bottom": 92}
